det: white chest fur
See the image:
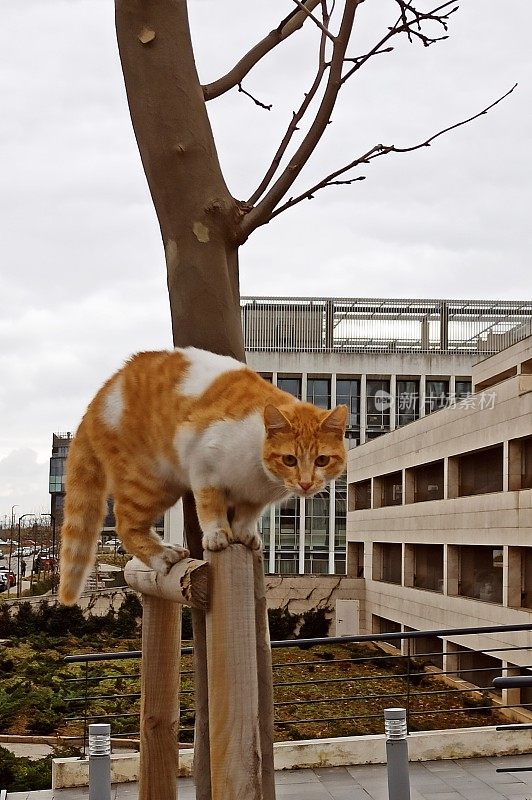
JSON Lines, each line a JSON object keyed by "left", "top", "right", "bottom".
{"left": 175, "top": 413, "right": 286, "bottom": 506}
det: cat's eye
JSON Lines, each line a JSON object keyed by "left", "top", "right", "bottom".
{"left": 315, "top": 455, "right": 330, "bottom": 467}
{"left": 282, "top": 455, "right": 298, "bottom": 467}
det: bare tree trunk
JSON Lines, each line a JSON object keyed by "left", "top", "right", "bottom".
{"left": 115, "top": 0, "right": 245, "bottom": 360}
{"left": 115, "top": 6, "right": 247, "bottom": 798}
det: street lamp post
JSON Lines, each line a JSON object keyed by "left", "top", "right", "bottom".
{"left": 6, "top": 505, "right": 19, "bottom": 599}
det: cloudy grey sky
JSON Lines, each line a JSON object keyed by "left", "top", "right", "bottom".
{"left": 1, "top": 0, "right": 531, "bottom": 520}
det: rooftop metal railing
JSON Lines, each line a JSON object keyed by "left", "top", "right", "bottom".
{"left": 240, "top": 297, "right": 532, "bottom": 355}
{"left": 63, "top": 622, "right": 532, "bottom": 755}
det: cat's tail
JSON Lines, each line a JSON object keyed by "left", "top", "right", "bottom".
{"left": 58, "top": 421, "right": 108, "bottom": 606}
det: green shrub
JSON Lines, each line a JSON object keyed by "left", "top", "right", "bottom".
{"left": 0, "top": 744, "right": 80, "bottom": 792}
{"left": 182, "top": 606, "right": 193, "bottom": 640}
{"left": 114, "top": 594, "right": 142, "bottom": 637}
{"left": 267, "top": 608, "right": 299, "bottom": 640}
{"left": 298, "top": 607, "right": 331, "bottom": 639}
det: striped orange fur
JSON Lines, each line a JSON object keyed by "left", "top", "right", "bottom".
{"left": 58, "top": 347, "right": 347, "bottom": 605}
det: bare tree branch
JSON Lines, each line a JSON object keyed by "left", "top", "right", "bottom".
{"left": 238, "top": 83, "right": 272, "bottom": 111}
{"left": 239, "top": 0, "right": 361, "bottom": 241}
{"left": 342, "top": 0, "right": 458, "bottom": 84}
{"left": 203, "top": 0, "right": 322, "bottom": 101}
{"left": 292, "top": 0, "right": 337, "bottom": 41}
{"left": 268, "top": 84, "right": 517, "bottom": 220}
{"left": 248, "top": 0, "right": 332, "bottom": 206}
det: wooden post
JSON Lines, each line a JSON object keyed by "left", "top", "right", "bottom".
{"left": 253, "top": 551, "right": 276, "bottom": 800}
{"left": 205, "top": 545, "right": 262, "bottom": 800}
{"left": 124, "top": 557, "right": 209, "bottom": 607}
{"left": 138, "top": 595, "right": 181, "bottom": 800}
{"left": 124, "top": 555, "right": 209, "bottom": 800}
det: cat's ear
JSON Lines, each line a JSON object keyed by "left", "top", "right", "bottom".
{"left": 320, "top": 404, "right": 348, "bottom": 435}
{"left": 264, "top": 405, "right": 292, "bottom": 435}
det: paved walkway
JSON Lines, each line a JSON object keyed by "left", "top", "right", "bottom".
{"left": 6, "top": 754, "right": 532, "bottom": 799}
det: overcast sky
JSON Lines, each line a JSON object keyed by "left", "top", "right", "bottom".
{"left": 1, "top": 0, "right": 531, "bottom": 521}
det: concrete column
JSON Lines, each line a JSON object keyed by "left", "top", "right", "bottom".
{"left": 268, "top": 505, "right": 276, "bottom": 575}
{"left": 505, "top": 546, "right": 522, "bottom": 608}
{"left": 503, "top": 440, "right": 510, "bottom": 492}
{"left": 329, "top": 376, "right": 337, "bottom": 574}
{"left": 300, "top": 371, "right": 308, "bottom": 574}
{"left": 404, "top": 468, "right": 415, "bottom": 505}
{"left": 445, "top": 545, "right": 459, "bottom": 596}
{"left": 419, "top": 374, "right": 427, "bottom": 418}
{"left": 443, "top": 640, "right": 461, "bottom": 677}
{"left": 329, "top": 480, "right": 336, "bottom": 574}
{"left": 163, "top": 501, "right": 184, "bottom": 546}
{"left": 360, "top": 374, "right": 367, "bottom": 443}
{"left": 449, "top": 375, "right": 456, "bottom": 407}
{"left": 508, "top": 439, "right": 523, "bottom": 491}
{"left": 298, "top": 497, "right": 306, "bottom": 574}
{"left": 502, "top": 663, "right": 521, "bottom": 709}
{"left": 403, "top": 543, "right": 415, "bottom": 588}
{"left": 445, "top": 456, "right": 460, "bottom": 499}
{"left": 390, "top": 374, "right": 397, "bottom": 432}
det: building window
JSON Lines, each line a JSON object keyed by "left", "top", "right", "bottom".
{"left": 425, "top": 379, "right": 449, "bottom": 414}
{"left": 458, "top": 546, "right": 503, "bottom": 604}
{"left": 305, "top": 491, "right": 329, "bottom": 551}
{"left": 277, "top": 376, "right": 301, "bottom": 399}
{"left": 276, "top": 498, "right": 299, "bottom": 550}
{"left": 347, "top": 542, "right": 364, "bottom": 578}
{"left": 413, "top": 544, "right": 443, "bottom": 592}
{"left": 366, "top": 379, "right": 391, "bottom": 433}
{"left": 307, "top": 378, "right": 330, "bottom": 409}
{"left": 336, "top": 379, "right": 360, "bottom": 429}
{"left": 372, "top": 615, "right": 401, "bottom": 646}
{"left": 523, "top": 437, "right": 532, "bottom": 489}
{"left": 304, "top": 554, "right": 329, "bottom": 574}
{"left": 349, "top": 479, "right": 371, "bottom": 510}
{"left": 521, "top": 548, "right": 532, "bottom": 609}
{"left": 376, "top": 471, "right": 402, "bottom": 507}
{"left": 458, "top": 445, "right": 503, "bottom": 496}
{"left": 396, "top": 379, "right": 419, "bottom": 427}
{"left": 411, "top": 460, "right": 444, "bottom": 502}
{"left": 456, "top": 379, "right": 472, "bottom": 398}
{"left": 275, "top": 553, "right": 299, "bottom": 574}
{"left": 373, "top": 542, "right": 402, "bottom": 584}
{"left": 334, "top": 475, "right": 347, "bottom": 574}
{"left": 260, "top": 373, "right": 273, "bottom": 383}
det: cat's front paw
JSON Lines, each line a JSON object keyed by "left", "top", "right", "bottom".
{"left": 202, "top": 527, "right": 232, "bottom": 552}
{"left": 233, "top": 528, "right": 262, "bottom": 551}
{"left": 150, "top": 544, "right": 189, "bottom": 574}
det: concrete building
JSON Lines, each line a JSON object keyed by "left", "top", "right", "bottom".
{"left": 243, "top": 297, "right": 532, "bottom": 576}
{"left": 346, "top": 335, "right": 532, "bottom": 690}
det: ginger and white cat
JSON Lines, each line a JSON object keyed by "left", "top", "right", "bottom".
{"left": 58, "top": 347, "right": 348, "bottom": 605}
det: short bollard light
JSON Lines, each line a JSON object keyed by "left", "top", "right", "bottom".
{"left": 89, "top": 723, "right": 111, "bottom": 800}
{"left": 384, "top": 707, "right": 408, "bottom": 740}
{"left": 384, "top": 708, "right": 410, "bottom": 800}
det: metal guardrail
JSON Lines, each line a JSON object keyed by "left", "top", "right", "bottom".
{"left": 240, "top": 297, "right": 532, "bottom": 355}
{"left": 63, "top": 622, "right": 532, "bottom": 755}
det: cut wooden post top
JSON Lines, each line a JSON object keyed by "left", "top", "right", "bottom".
{"left": 124, "top": 556, "right": 209, "bottom": 610}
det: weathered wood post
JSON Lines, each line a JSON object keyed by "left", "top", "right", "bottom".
{"left": 124, "top": 556, "right": 209, "bottom": 800}
{"left": 126, "top": 544, "right": 276, "bottom": 800}
{"left": 205, "top": 545, "right": 262, "bottom": 800}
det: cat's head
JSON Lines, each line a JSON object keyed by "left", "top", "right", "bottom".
{"left": 262, "top": 403, "right": 348, "bottom": 497}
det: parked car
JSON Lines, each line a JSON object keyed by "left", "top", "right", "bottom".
{"left": 0, "top": 575, "right": 7, "bottom": 592}
{"left": 0, "top": 569, "right": 16, "bottom": 588}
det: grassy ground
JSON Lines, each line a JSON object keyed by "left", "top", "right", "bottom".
{"left": 0, "top": 632, "right": 506, "bottom": 743}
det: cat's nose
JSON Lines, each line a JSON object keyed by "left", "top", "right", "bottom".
{"left": 299, "top": 481, "right": 312, "bottom": 492}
